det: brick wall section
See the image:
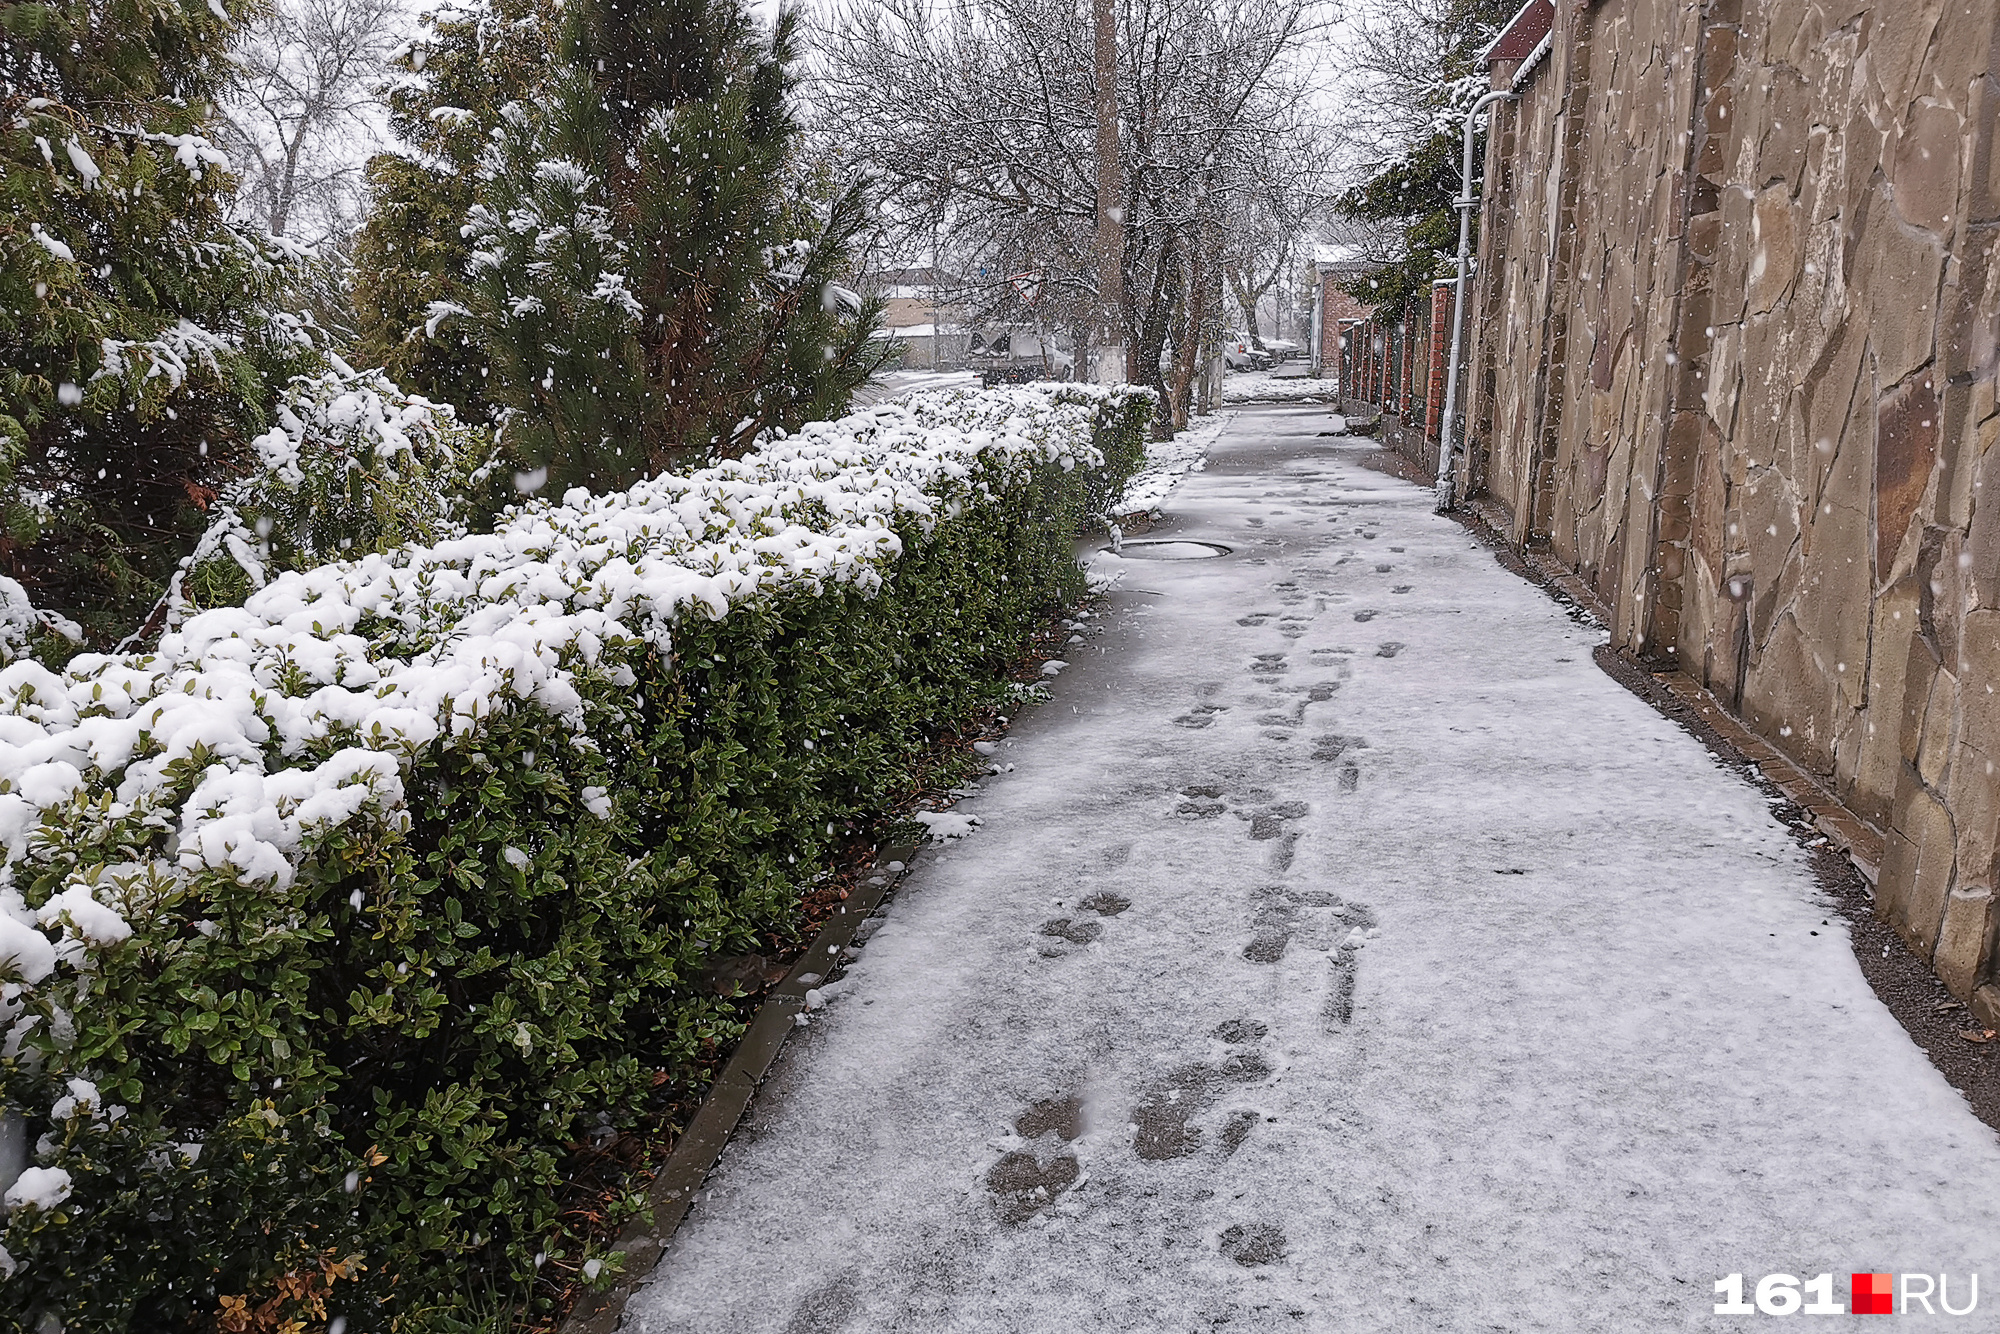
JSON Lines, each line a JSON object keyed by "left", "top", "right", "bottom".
{"left": 1425, "top": 283, "right": 1452, "bottom": 445}
{"left": 1317, "top": 272, "right": 1372, "bottom": 383}
{"left": 1341, "top": 293, "right": 1456, "bottom": 478}
{"left": 1463, "top": 0, "right": 2000, "bottom": 1017}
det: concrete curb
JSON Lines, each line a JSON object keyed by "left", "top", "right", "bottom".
{"left": 563, "top": 839, "right": 924, "bottom": 1334}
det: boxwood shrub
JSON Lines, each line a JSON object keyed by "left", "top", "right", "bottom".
{"left": 0, "top": 383, "right": 1153, "bottom": 1333}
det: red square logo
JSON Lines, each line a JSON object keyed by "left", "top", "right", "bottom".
{"left": 1853, "top": 1273, "right": 1895, "bottom": 1315}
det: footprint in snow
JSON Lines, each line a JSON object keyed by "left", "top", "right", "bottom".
{"left": 1246, "top": 801, "right": 1308, "bottom": 840}
{"left": 1040, "top": 918, "right": 1103, "bottom": 947}
{"left": 987, "top": 1094, "right": 1085, "bottom": 1223}
{"left": 1218, "top": 1221, "right": 1288, "bottom": 1266}
{"left": 1037, "top": 891, "right": 1131, "bottom": 956}
{"left": 986, "top": 1150, "right": 1081, "bottom": 1224}
{"left": 1311, "top": 734, "right": 1361, "bottom": 763}
{"left": 1132, "top": 1055, "right": 1271, "bottom": 1160}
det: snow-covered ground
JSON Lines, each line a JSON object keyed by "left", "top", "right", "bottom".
{"left": 1220, "top": 368, "right": 1337, "bottom": 403}
{"left": 1116, "top": 412, "right": 1231, "bottom": 516}
{"left": 625, "top": 406, "right": 2000, "bottom": 1332}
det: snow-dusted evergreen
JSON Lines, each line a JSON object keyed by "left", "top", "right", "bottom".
{"left": 0, "top": 0, "right": 329, "bottom": 645}
{"left": 360, "top": 0, "right": 887, "bottom": 498}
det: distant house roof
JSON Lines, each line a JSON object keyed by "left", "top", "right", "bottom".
{"left": 867, "top": 266, "right": 963, "bottom": 289}
{"left": 1477, "top": 0, "right": 1555, "bottom": 65}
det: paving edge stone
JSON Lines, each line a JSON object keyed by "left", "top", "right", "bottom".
{"left": 561, "top": 839, "right": 924, "bottom": 1334}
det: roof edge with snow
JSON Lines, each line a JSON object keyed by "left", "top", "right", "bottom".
{"left": 1477, "top": 0, "right": 1555, "bottom": 67}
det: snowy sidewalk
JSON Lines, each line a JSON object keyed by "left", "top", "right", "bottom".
{"left": 624, "top": 410, "right": 2000, "bottom": 1332}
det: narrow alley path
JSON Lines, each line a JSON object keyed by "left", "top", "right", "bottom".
{"left": 625, "top": 408, "right": 2000, "bottom": 1332}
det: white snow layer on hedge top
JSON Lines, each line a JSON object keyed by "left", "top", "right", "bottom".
{"left": 0, "top": 577, "right": 81, "bottom": 666}
{"left": 0, "top": 381, "right": 1139, "bottom": 1001}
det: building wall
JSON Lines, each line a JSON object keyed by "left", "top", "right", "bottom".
{"left": 1465, "top": 0, "right": 2000, "bottom": 1008}
{"left": 1316, "top": 272, "right": 1374, "bottom": 377}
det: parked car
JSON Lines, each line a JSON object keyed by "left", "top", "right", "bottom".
{"left": 1222, "top": 331, "right": 1272, "bottom": 371}
{"left": 1257, "top": 336, "right": 1302, "bottom": 361}
{"left": 968, "top": 328, "right": 1074, "bottom": 385}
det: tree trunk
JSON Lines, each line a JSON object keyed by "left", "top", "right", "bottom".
{"left": 1091, "top": 0, "right": 1126, "bottom": 383}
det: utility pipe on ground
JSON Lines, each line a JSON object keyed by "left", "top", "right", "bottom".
{"left": 1434, "top": 89, "right": 1518, "bottom": 513}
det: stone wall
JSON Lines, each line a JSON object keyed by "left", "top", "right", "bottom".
{"left": 1464, "top": 0, "right": 2000, "bottom": 1013}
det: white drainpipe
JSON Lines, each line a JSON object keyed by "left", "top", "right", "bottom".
{"left": 1434, "top": 89, "right": 1519, "bottom": 513}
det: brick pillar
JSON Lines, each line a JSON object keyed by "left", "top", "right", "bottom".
{"left": 1386, "top": 324, "right": 1399, "bottom": 414}
{"left": 1424, "top": 283, "right": 1452, "bottom": 448}
{"left": 1363, "top": 321, "right": 1374, "bottom": 404}
{"left": 1369, "top": 321, "right": 1383, "bottom": 404}
{"left": 1320, "top": 275, "right": 1337, "bottom": 378}
{"left": 1352, "top": 321, "right": 1364, "bottom": 404}
{"left": 1401, "top": 300, "right": 1419, "bottom": 423}
{"left": 1377, "top": 322, "right": 1388, "bottom": 406}
{"left": 1378, "top": 323, "right": 1390, "bottom": 406}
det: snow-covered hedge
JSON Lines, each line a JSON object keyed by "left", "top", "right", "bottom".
{"left": 0, "top": 382, "right": 1152, "bottom": 1331}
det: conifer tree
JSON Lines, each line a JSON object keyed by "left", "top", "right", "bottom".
{"left": 376, "top": 0, "right": 887, "bottom": 497}
{"left": 1332, "top": 0, "right": 1520, "bottom": 313}
{"left": 351, "top": 0, "right": 556, "bottom": 415}
{"left": 0, "top": 0, "right": 323, "bottom": 645}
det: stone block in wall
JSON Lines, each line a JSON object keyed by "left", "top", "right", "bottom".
{"left": 1699, "top": 22, "right": 1738, "bottom": 127}
{"left": 1852, "top": 576, "right": 1922, "bottom": 822}
{"left": 1705, "top": 325, "right": 1743, "bottom": 435}
{"left": 1741, "top": 460, "right": 1802, "bottom": 646}
{"left": 1748, "top": 185, "right": 1800, "bottom": 315}
{"left": 1897, "top": 610, "right": 1943, "bottom": 770}
{"left": 1918, "top": 526, "right": 1966, "bottom": 670}
{"left": 1712, "top": 180, "right": 1754, "bottom": 325}
{"left": 1970, "top": 76, "right": 2000, "bottom": 226}
{"left": 1891, "top": 100, "right": 1966, "bottom": 236}
{"left": 1864, "top": 0, "right": 1954, "bottom": 116}
{"left": 1876, "top": 370, "right": 1942, "bottom": 581}
{"left": 1934, "top": 884, "right": 1995, "bottom": 998}
{"left": 1945, "top": 226, "right": 2000, "bottom": 387}
{"left": 1942, "top": 608, "right": 2000, "bottom": 896}
{"left": 1881, "top": 768, "right": 1956, "bottom": 958}
{"left": 1916, "top": 663, "right": 1957, "bottom": 793}
{"left": 1969, "top": 420, "right": 2000, "bottom": 609}
{"left": 1741, "top": 611, "right": 1838, "bottom": 771}
{"left": 1801, "top": 322, "right": 1868, "bottom": 502}
{"left": 1790, "top": 406, "right": 1872, "bottom": 718}
{"left": 1756, "top": 66, "right": 1811, "bottom": 190}
{"left": 1849, "top": 194, "right": 1947, "bottom": 391}
{"left": 1841, "top": 107, "right": 1886, "bottom": 249}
